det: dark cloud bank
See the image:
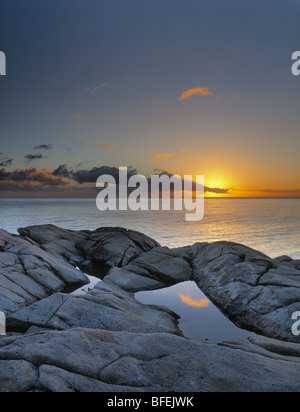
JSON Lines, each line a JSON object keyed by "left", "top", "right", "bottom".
{"left": 0, "top": 163, "right": 229, "bottom": 195}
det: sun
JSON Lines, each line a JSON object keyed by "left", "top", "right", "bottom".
{"left": 205, "top": 177, "right": 230, "bottom": 197}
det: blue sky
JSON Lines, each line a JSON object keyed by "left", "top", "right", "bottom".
{"left": 0, "top": 0, "right": 300, "bottom": 196}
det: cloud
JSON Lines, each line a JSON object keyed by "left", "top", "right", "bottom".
{"left": 0, "top": 153, "right": 13, "bottom": 168}
{"left": 72, "top": 113, "right": 92, "bottom": 119}
{"left": 83, "top": 83, "right": 107, "bottom": 95}
{"left": 25, "top": 154, "right": 44, "bottom": 162}
{"left": 178, "top": 87, "right": 213, "bottom": 101}
{"left": 178, "top": 295, "right": 210, "bottom": 308}
{"left": 155, "top": 153, "right": 175, "bottom": 159}
{"left": 72, "top": 166, "right": 137, "bottom": 184}
{"left": 81, "top": 142, "right": 111, "bottom": 149}
{"left": 153, "top": 99, "right": 168, "bottom": 106}
{"left": 0, "top": 168, "right": 68, "bottom": 189}
{"left": 0, "top": 163, "right": 229, "bottom": 196}
{"left": 0, "top": 159, "right": 13, "bottom": 167}
{"left": 205, "top": 186, "right": 229, "bottom": 194}
{"left": 97, "top": 144, "right": 111, "bottom": 149}
{"left": 34, "top": 144, "right": 53, "bottom": 150}
{"left": 53, "top": 164, "right": 72, "bottom": 178}
{"left": 0, "top": 169, "right": 11, "bottom": 180}
{"left": 153, "top": 169, "right": 229, "bottom": 194}
{"left": 70, "top": 165, "right": 228, "bottom": 194}
{"left": 74, "top": 161, "right": 88, "bottom": 169}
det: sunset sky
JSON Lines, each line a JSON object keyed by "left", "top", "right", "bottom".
{"left": 0, "top": 0, "right": 300, "bottom": 197}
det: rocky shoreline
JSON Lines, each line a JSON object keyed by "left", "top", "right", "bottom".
{"left": 1, "top": 225, "right": 300, "bottom": 392}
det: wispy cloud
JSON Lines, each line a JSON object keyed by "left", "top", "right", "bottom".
{"left": 83, "top": 83, "right": 107, "bottom": 95}
{"left": 153, "top": 99, "right": 168, "bottom": 106}
{"left": 34, "top": 144, "right": 53, "bottom": 150}
{"left": 0, "top": 152, "right": 13, "bottom": 168}
{"left": 155, "top": 153, "right": 175, "bottom": 159}
{"left": 95, "top": 143, "right": 111, "bottom": 149}
{"left": 81, "top": 142, "right": 111, "bottom": 149}
{"left": 72, "top": 113, "right": 92, "bottom": 119}
{"left": 25, "top": 154, "right": 44, "bottom": 162}
{"left": 178, "top": 87, "right": 213, "bottom": 101}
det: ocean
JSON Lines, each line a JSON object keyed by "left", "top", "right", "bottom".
{"left": 0, "top": 197, "right": 299, "bottom": 259}
{"left": 1, "top": 197, "right": 299, "bottom": 343}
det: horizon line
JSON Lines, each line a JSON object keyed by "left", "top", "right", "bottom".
{"left": 0, "top": 196, "right": 299, "bottom": 200}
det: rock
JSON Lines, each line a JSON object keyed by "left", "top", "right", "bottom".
{"left": 104, "top": 267, "right": 166, "bottom": 292}
{"left": 274, "top": 256, "right": 300, "bottom": 271}
{"left": 0, "top": 225, "right": 160, "bottom": 316}
{"left": 104, "top": 247, "right": 192, "bottom": 293}
{"left": 192, "top": 241, "right": 300, "bottom": 343}
{"left": 7, "top": 282, "right": 182, "bottom": 336}
{"left": 77, "top": 227, "right": 161, "bottom": 267}
{"left": 1, "top": 328, "right": 300, "bottom": 392}
{"left": 0, "top": 360, "right": 38, "bottom": 392}
{"left": 36, "top": 365, "right": 145, "bottom": 393}
{"left": 0, "top": 230, "right": 88, "bottom": 315}
{"left": 2, "top": 224, "right": 300, "bottom": 392}
{"left": 18, "top": 225, "right": 89, "bottom": 266}
{"left": 19, "top": 225, "right": 161, "bottom": 272}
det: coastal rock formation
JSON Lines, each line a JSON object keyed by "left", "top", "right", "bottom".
{"left": 104, "top": 246, "right": 192, "bottom": 292}
{"left": 77, "top": 227, "right": 161, "bottom": 267}
{"left": 18, "top": 225, "right": 160, "bottom": 271}
{"left": 192, "top": 241, "right": 300, "bottom": 343}
{"left": 1, "top": 224, "right": 300, "bottom": 392}
{"left": 7, "top": 281, "right": 181, "bottom": 336}
{"left": 1, "top": 328, "right": 300, "bottom": 392}
{"left": 0, "top": 225, "right": 161, "bottom": 316}
{"left": 0, "top": 229, "right": 88, "bottom": 315}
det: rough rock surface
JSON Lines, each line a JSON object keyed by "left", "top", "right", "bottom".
{"left": 104, "top": 246, "right": 192, "bottom": 292}
{"left": 1, "top": 328, "right": 300, "bottom": 392}
{"left": 18, "top": 225, "right": 160, "bottom": 270}
{"left": 192, "top": 241, "right": 300, "bottom": 343}
{"left": 1, "top": 225, "right": 300, "bottom": 392}
{"left": 77, "top": 227, "right": 161, "bottom": 267}
{"left": 0, "top": 229, "right": 88, "bottom": 315}
{"left": 7, "top": 281, "right": 181, "bottom": 336}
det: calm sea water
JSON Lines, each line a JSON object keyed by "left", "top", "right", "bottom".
{"left": 0, "top": 198, "right": 299, "bottom": 258}
{"left": 0, "top": 197, "right": 299, "bottom": 342}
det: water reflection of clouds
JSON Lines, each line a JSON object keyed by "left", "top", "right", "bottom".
{"left": 178, "top": 294, "right": 210, "bottom": 308}
{"left": 136, "top": 281, "right": 253, "bottom": 343}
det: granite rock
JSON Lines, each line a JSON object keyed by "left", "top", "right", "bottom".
{"left": 192, "top": 241, "right": 300, "bottom": 343}
{"left": 7, "top": 281, "right": 182, "bottom": 336}
{"left": 104, "top": 247, "right": 192, "bottom": 292}
{"left": 1, "top": 328, "right": 300, "bottom": 392}
{"left": 0, "top": 229, "right": 88, "bottom": 315}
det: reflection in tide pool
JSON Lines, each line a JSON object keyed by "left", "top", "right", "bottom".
{"left": 136, "top": 281, "right": 253, "bottom": 344}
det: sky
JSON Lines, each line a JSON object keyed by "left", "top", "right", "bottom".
{"left": 0, "top": 0, "right": 300, "bottom": 197}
